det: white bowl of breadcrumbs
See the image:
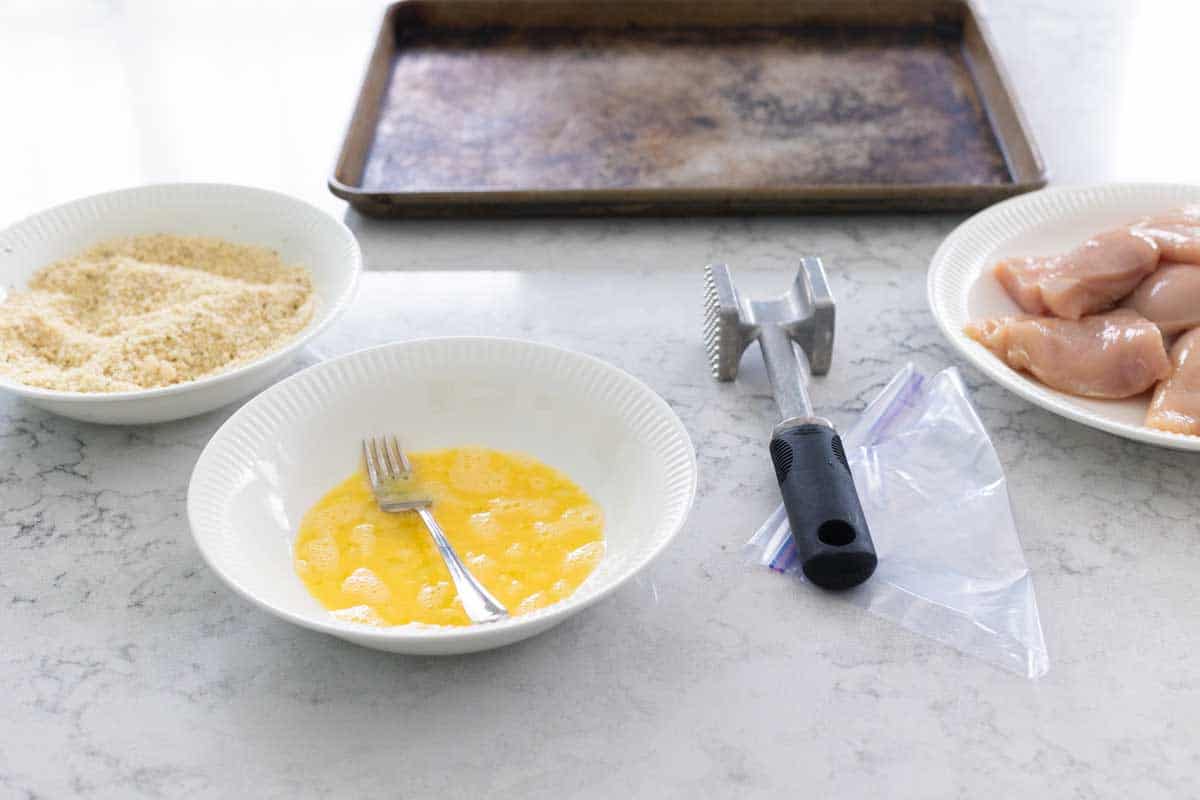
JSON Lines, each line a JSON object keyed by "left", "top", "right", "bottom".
{"left": 0, "top": 184, "right": 360, "bottom": 424}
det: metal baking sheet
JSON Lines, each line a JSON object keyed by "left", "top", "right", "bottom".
{"left": 330, "top": 0, "right": 1045, "bottom": 217}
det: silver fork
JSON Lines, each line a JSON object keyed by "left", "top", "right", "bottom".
{"left": 361, "top": 436, "right": 508, "bottom": 624}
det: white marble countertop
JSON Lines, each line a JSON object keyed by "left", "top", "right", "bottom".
{"left": 3, "top": 1, "right": 1200, "bottom": 798}
{"left": 6, "top": 231, "right": 1200, "bottom": 797}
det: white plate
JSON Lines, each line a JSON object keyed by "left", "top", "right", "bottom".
{"left": 187, "top": 337, "right": 698, "bottom": 655}
{"left": 928, "top": 182, "right": 1200, "bottom": 451}
{"left": 0, "top": 183, "right": 361, "bottom": 424}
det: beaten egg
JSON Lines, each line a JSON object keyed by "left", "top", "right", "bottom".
{"left": 294, "top": 447, "right": 605, "bottom": 626}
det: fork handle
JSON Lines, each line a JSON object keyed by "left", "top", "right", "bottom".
{"left": 416, "top": 507, "right": 509, "bottom": 624}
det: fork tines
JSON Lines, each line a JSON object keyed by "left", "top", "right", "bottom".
{"left": 362, "top": 435, "right": 411, "bottom": 486}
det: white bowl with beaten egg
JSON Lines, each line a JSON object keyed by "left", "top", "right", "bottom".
{"left": 0, "top": 183, "right": 360, "bottom": 424}
{"left": 187, "top": 337, "right": 698, "bottom": 655}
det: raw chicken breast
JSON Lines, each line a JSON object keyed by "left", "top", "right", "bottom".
{"left": 1124, "top": 262, "right": 1200, "bottom": 335}
{"left": 1146, "top": 327, "right": 1200, "bottom": 435}
{"left": 993, "top": 229, "right": 1159, "bottom": 319}
{"left": 1131, "top": 206, "right": 1200, "bottom": 263}
{"left": 964, "top": 309, "right": 1170, "bottom": 399}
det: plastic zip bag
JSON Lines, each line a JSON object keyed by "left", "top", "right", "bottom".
{"left": 745, "top": 364, "right": 1049, "bottom": 679}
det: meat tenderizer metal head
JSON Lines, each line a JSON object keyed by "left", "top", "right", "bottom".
{"left": 705, "top": 259, "right": 877, "bottom": 589}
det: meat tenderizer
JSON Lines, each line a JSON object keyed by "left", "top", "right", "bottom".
{"left": 704, "top": 259, "right": 877, "bottom": 589}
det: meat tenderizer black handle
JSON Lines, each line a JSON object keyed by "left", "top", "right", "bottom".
{"left": 770, "top": 422, "right": 876, "bottom": 590}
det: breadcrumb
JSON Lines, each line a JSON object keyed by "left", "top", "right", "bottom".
{"left": 0, "top": 234, "right": 315, "bottom": 392}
